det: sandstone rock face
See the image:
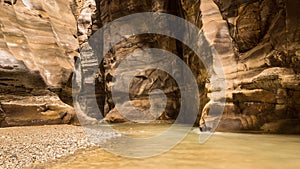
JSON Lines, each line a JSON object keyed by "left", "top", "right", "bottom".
{"left": 73, "top": 0, "right": 300, "bottom": 133}
{"left": 77, "top": 0, "right": 190, "bottom": 122}
{"left": 75, "top": 0, "right": 220, "bottom": 125}
{"left": 0, "top": 0, "right": 299, "bottom": 133}
{"left": 0, "top": 0, "right": 78, "bottom": 126}
{"left": 211, "top": 0, "right": 300, "bottom": 133}
{"left": 0, "top": 103, "right": 7, "bottom": 126}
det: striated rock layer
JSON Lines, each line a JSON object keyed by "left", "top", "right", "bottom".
{"left": 210, "top": 0, "right": 300, "bottom": 133}
{"left": 0, "top": 0, "right": 299, "bottom": 133}
{"left": 75, "top": 0, "right": 299, "bottom": 133}
{"left": 0, "top": 0, "right": 79, "bottom": 126}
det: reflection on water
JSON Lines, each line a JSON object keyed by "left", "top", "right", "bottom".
{"left": 48, "top": 124, "right": 300, "bottom": 169}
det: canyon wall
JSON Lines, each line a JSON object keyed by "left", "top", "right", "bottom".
{"left": 213, "top": 0, "right": 300, "bottom": 133}
{"left": 0, "top": 0, "right": 78, "bottom": 126}
{"left": 0, "top": 0, "right": 299, "bottom": 133}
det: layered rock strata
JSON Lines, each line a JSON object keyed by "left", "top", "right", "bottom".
{"left": 211, "top": 0, "right": 300, "bottom": 133}
{"left": 0, "top": 0, "right": 299, "bottom": 133}
{"left": 0, "top": 0, "right": 78, "bottom": 126}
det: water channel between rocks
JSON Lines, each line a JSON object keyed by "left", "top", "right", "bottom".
{"left": 44, "top": 124, "right": 300, "bottom": 169}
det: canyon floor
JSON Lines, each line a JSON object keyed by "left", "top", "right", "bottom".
{"left": 0, "top": 125, "right": 118, "bottom": 169}
{"left": 1, "top": 124, "right": 300, "bottom": 169}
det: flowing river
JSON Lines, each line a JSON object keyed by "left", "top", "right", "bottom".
{"left": 46, "top": 124, "right": 300, "bottom": 169}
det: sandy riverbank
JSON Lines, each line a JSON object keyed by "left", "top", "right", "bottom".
{"left": 0, "top": 125, "right": 117, "bottom": 169}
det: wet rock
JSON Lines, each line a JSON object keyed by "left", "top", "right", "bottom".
{"left": 218, "top": 118, "right": 244, "bottom": 131}
{"left": 261, "top": 119, "right": 300, "bottom": 134}
{"left": 104, "top": 107, "right": 129, "bottom": 123}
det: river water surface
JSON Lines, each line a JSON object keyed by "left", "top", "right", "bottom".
{"left": 48, "top": 124, "right": 300, "bottom": 169}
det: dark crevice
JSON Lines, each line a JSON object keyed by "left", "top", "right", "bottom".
{"left": 3, "top": 0, "right": 17, "bottom": 6}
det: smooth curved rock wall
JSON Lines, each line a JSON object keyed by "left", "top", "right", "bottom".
{"left": 0, "top": 0, "right": 78, "bottom": 126}
{"left": 0, "top": 0, "right": 299, "bottom": 133}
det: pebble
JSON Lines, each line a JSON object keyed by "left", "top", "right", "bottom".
{"left": 0, "top": 125, "right": 118, "bottom": 169}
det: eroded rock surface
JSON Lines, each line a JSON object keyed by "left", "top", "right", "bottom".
{"left": 0, "top": 0, "right": 299, "bottom": 133}
{"left": 209, "top": 0, "right": 300, "bottom": 133}
{"left": 71, "top": 0, "right": 300, "bottom": 133}
{"left": 0, "top": 0, "right": 78, "bottom": 126}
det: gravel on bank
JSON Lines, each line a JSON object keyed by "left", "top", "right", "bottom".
{"left": 0, "top": 125, "right": 117, "bottom": 169}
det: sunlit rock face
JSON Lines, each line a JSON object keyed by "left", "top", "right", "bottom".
{"left": 0, "top": 0, "right": 299, "bottom": 133}
{"left": 0, "top": 0, "right": 78, "bottom": 126}
{"left": 208, "top": 0, "right": 300, "bottom": 133}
